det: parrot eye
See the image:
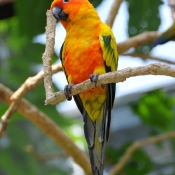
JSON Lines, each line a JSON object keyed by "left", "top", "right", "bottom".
{"left": 63, "top": 0, "right": 70, "bottom": 3}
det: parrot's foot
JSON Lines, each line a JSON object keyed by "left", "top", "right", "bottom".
{"left": 90, "top": 74, "right": 99, "bottom": 87}
{"left": 64, "top": 84, "right": 73, "bottom": 101}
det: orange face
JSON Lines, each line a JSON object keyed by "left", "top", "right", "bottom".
{"left": 50, "top": 0, "right": 84, "bottom": 11}
{"left": 50, "top": 0, "right": 92, "bottom": 29}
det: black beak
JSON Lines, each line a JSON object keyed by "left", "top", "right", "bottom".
{"left": 52, "top": 6, "right": 68, "bottom": 21}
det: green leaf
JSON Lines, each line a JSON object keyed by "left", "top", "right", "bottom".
{"left": 14, "top": 0, "right": 51, "bottom": 38}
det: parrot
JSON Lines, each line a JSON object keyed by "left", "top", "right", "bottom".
{"left": 50, "top": 0, "right": 118, "bottom": 174}
{"left": 153, "top": 23, "right": 175, "bottom": 47}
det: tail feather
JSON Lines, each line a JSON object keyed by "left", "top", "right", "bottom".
{"left": 96, "top": 104, "right": 106, "bottom": 142}
{"left": 83, "top": 104, "right": 107, "bottom": 175}
{"left": 89, "top": 133, "right": 105, "bottom": 175}
{"left": 83, "top": 110, "right": 95, "bottom": 148}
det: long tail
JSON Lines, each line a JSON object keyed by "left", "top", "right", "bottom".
{"left": 88, "top": 132, "right": 105, "bottom": 175}
{"left": 73, "top": 82, "right": 115, "bottom": 175}
{"left": 83, "top": 104, "right": 107, "bottom": 175}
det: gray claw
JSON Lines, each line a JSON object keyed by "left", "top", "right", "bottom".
{"left": 64, "top": 84, "right": 73, "bottom": 101}
{"left": 90, "top": 74, "right": 99, "bottom": 87}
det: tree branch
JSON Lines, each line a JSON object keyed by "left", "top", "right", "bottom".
{"left": 45, "top": 63, "right": 175, "bottom": 105}
{"left": 106, "top": 0, "right": 123, "bottom": 28}
{"left": 0, "top": 64, "right": 62, "bottom": 138}
{"left": 11, "top": 64, "right": 62, "bottom": 101}
{"left": 122, "top": 52, "right": 175, "bottom": 65}
{"left": 0, "top": 83, "right": 91, "bottom": 175}
{"left": 117, "top": 31, "right": 161, "bottom": 54}
{"left": 108, "top": 131, "right": 175, "bottom": 175}
{"left": 42, "top": 10, "right": 57, "bottom": 100}
{"left": 0, "top": 101, "right": 20, "bottom": 137}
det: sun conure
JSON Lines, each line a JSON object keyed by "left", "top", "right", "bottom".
{"left": 50, "top": 0, "right": 118, "bottom": 174}
{"left": 153, "top": 23, "right": 175, "bottom": 47}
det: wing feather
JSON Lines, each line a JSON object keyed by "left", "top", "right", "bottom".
{"left": 99, "top": 23, "right": 118, "bottom": 140}
{"left": 99, "top": 24, "right": 118, "bottom": 72}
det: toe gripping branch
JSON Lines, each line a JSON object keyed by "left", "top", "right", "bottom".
{"left": 90, "top": 73, "right": 104, "bottom": 89}
{"left": 64, "top": 84, "right": 73, "bottom": 101}
{"left": 64, "top": 74, "right": 103, "bottom": 101}
{"left": 90, "top": 74, "right": 99, "bottom": 87}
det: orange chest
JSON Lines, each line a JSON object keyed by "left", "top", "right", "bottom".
{"left": 62, "top": 38, "right": 105, "bottom": 84}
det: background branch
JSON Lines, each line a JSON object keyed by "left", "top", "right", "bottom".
{"left": 0, "top": 64, "right": 62, "bottom": 137}
{"left": 108, "top": 131, "right": 175, "bottom": 175}
{"left": 45, "top": 63, "right": 175, "bottom": 105}
{"left": 0, "top": 83, "right": 91, "bottom": 175}
{"left": 122, "top": 52, "right": 175, "bottom": 65}
{"left": 0, "top": 101, "right": 19, "bottom": 138}
{"left": 117, "top": 31, "right": 161, "bottom": 54}
{"left": 11, "top": 64, "right": 62, "bottom": 101}
{"left": 106, "top": 0, "right": 123, "bottom": 28}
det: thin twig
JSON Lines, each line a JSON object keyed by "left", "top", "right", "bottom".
{"left": 108, "top": 131, "right": 175, "bottom": 175}
{"left": 11, "top": 64, "right": 62, "bottom": 101}
{"left": 106, "top": 0, "right": 123, "bottom": 28}
{"left": 0, "top": 101, "right": 20, "bottom": 137}
{"left": 45, "top": 63, "right": 175, "bottom": 105}
{"left": 122, "top": 52, "right": 175, "bottom": 65}
{"left": 0, "top": 83, "right": 91, "bottom": 175}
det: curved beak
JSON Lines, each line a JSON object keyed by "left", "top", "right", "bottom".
{"left": 52, "top": 6, "right": 68, "bottom": 21}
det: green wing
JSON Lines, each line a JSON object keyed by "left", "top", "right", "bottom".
{"left": 99, "top": 23, "right": 118, "bottom": 72}
{"left": 99, "top": 23, "right": 118, "bottom": 139}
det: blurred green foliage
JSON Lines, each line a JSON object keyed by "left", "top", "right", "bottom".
{"left": 126, "top": 0, "right": 163, "bottom": 53}
{"left": 130, "top": 89, "right": 175, "bottom": 174}
{"left": 0, "top": 0, "right": 173, "bottom": 175}
{"left": 106, "top": 143, "right": 153, "bottom": 175}
{"left": 131, "top": 89, "right": 175, "bottom": 130}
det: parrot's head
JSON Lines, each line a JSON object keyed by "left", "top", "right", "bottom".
{"left": 50, "top": 0, "right": 91, "bottom": 29}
